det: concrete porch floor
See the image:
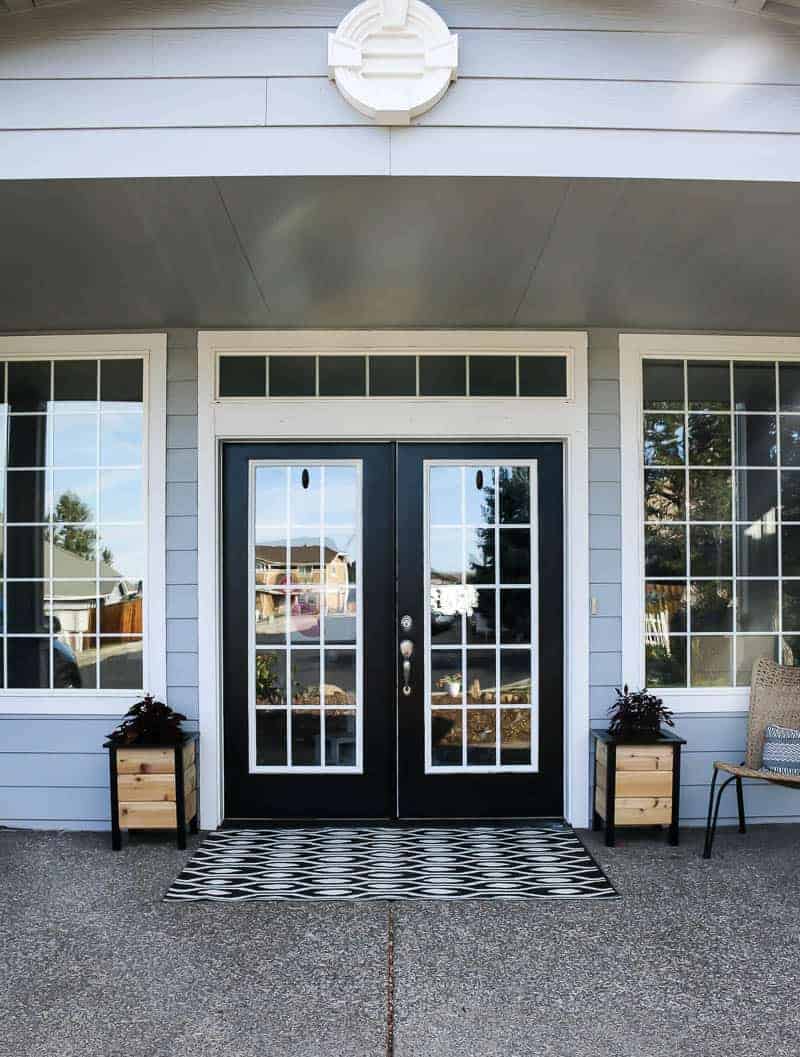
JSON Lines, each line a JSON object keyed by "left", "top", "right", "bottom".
{"left": 2, "top": 825, "right": 799, "bottom": 1057}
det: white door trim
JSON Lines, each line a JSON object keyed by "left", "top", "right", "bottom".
{"left": 197, "top": 330, "right": 590, "bottom": 829}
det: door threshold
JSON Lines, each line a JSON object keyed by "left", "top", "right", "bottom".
{"left": 220, "top": 816, "right": 565, "bottom": 829}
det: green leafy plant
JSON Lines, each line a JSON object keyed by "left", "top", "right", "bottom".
{"left": 106, "top": 694, "right": 187, "bottom": 746}
{"left": 256, "top": 653, "right": 284, "bottom": 705}
{"left": 608, "top": 685, "right": 674, "bottom": 740}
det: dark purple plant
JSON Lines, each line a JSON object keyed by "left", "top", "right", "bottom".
{"left": 106, "top": 694, "right": 187, "bottom": 746}
{"left": 608, "top": 685, "right": 674, "bottom": 738}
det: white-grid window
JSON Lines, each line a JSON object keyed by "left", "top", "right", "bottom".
{"left": 425, "top": 461, "right": 539, "bottom": 772}
{"left": 642, "top": 356, "right": 800, "bottom": 690}
{"left": 249, "top": 461, "right": 363, "bottom": 772}
{"left": 0, "top": 336, "right": 166, "bottom": 713}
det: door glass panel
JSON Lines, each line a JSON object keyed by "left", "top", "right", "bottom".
{"left": 251, "top": 463, "right": 361, "bottom": 771}
{"left": 426, "top": 462, "right": 538, "bottom": 772}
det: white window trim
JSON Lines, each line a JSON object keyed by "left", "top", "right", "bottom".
{"left": 620, "top": 333, "right": 800, "bottom": 715}
{"left": 0, "top": 334, "right": 167, "bottom": 717}
{"left": 198, "top": 330, "right": 589, "bottom": 830}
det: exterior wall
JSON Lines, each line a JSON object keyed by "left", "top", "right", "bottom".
{"left": 4, "top": 1, "right": 800, "bottom": 180}
{"left": 0, "top": 330, "right": 197, "bottom": 829}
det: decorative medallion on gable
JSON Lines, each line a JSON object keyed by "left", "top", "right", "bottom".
{"left": 328, "top": 0, "right": 458, "bottom": 125}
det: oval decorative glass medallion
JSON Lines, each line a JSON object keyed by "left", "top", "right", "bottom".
{"left": 328, "top": 0, "right": 458, "bottom": 125}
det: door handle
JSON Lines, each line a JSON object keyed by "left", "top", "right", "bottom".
{"left": 400, "top": 639, "right": 414, "bottom": 697}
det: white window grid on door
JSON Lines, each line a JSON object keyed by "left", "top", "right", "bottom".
{"left": 247, "top": 459, "right": 364, "bottom": 774}
{"left": 423, "top": 459, "right": 540, "bottom": 774}
{"left": 641, "top": 356, "right": 800, "bottom": 689}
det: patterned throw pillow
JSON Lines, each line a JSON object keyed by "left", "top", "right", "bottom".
{"left": 762, "top": 725, "right": 800, "bottom": 776}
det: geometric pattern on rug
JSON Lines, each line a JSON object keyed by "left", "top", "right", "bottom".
{"left": 164, "top": 824, "right": 618, "bottom": 902}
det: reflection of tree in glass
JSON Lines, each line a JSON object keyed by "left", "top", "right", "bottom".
{"left": 52, "top": 491, "right": 97, "bottom": 559}
{"left": 645, "top": 470, "right": 685, "bottom": 520}
{"left": 688, "top": 414, "right": 730, "bottom": 465}
{"left": 256, "top": 653, "right": 283, "bottom": 705}
{"left": 499, "top": 467, "right": 530, "bottom": 523}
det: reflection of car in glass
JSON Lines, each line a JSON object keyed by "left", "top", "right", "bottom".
{"left": 52, "top": 617, "right": 81, "bottom": 689}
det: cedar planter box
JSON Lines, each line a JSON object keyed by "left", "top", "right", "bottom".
{"left": 592, "top": 728, "right": 685, "bottom": 848}
{"left": 106, "top": 733, "right": 198, "bottom": 851}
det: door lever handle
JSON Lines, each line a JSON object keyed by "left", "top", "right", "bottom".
{"left": 400, "top": 639, "right": 414, "bottom": 697}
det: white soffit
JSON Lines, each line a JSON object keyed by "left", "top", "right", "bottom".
{"left": 328, "top": 0, "right": 458, "bottom": 126}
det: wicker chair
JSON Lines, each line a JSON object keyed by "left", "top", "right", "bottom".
{"left": 703, "top": 656, "right": 800, "bottom": 858}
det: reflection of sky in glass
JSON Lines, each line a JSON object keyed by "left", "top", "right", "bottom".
{"left": 99, "top": 525, "right": 145, "bottom": 581}
{"left": 255, "top": 466, "right": 286, "bottom": 526}
{"left": 290, "top": 466, "right": 320, "bottom": 525}
{"left": 324, "top": 467, "right": 357, "bottom": 524}
{"left": 51, "top": 415, "right": 97, "bottom": 466}
{"left": 429, "top": 467, "right": 461, "bottom": 524}
{"left": 100, "top": 470, "right": 143, "bottom": 522}
{"left": 101, "top": 413, "right": 142, "bottom": 467}
{"left": 51, "top": 469, "right": 97, "bottom": 520}
{"left": 430, "top": 528, "right": 463, "bottom": 583}
{"left": 464, "top": 466, "right": 495, "bottom": 524}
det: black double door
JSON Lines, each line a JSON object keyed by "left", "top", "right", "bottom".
{"left": 222, "top": 441, "right": 563, "bottom": 822}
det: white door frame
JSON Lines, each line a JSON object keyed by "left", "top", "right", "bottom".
{"left": 197, "top": 330, "right": 590, "bottom": 829}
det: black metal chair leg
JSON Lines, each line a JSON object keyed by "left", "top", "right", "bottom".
{"left": 702, "top": 770, "right": 736, "bottom": 859}
{"left": 736, "top": 777, "right": 746, "bottom": 834}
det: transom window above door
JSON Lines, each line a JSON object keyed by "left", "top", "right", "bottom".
{"left": 641, "top": 357, "right": 800, "bottom": 689}
{"left": 218, "top": 353, "right": 568, "bottom": 399}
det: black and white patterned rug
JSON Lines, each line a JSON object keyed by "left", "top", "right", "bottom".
{"left": 165, "top": 824, "right": 617, "bottom": 902}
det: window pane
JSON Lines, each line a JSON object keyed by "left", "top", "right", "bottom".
{"left": 52, "top": 470, "right": 97, "bottom": 523}
{"left": 291, "top": 652, "right": 320, "bottom": 706}
{"left": 270, "top": 356, "right": 316, "bottom": 397}
{"left": 782, "top": 636, "right": 800, "bottom": 667}
{"left": 8, "top": 363, "right": 49, "bottom": 412}
{"left": 7, "top": 637, "right": 50, "bottom": 688}
{"left": 99, "top": 470, "right": 143, "bottom": 523}
{"left": 499, "top": 467, "right": 530, "bottom": 524}
{"left": 466, "top": 589, "right": 496, "bottom": 644}
{"left": 7, "top": 581, "right": 49, "bottom": 634}
{"left": 467, "top": 709, "right": 496, "bottom": 765}
{"left": 8, "top": 415, "right": 47, "bottom": 468}
{"left": 734, "top": 364, "right": 775, "bottom": 411}
{"left": 57, "top": 633, "right": 96, "bottom": 690}
{"left": 290, "top": 465, "right": 321, "bottom": 526}
{"left": 7, "top": 470, "right": 46, "bottom": 523}
{"left": 690, "top": 525, "right": 732, "bottom": 577}
{"left": 101, "top": 360, "right": 143, "bottom": 403}
{"left": 736, "top": 580, "right": 778, "bottom": 632}
{"left": 419, "top": 356, "right": 466, "bottom": 396}
{"left": 325, "top": 711, "right": 356, "bottom": 767}
{"left": 643, "top": 360, "right": 683, "bottom": 410}
{"left": 324, "top": 650, "right": 356, "bottom": 706}
{"left": 7, "top": 525, "right": 49, "bottom": 579}
{"left": 645, "top": 469, "right": 686, "bottom": 521}
{"left": 780, "top": 415, "right": 800, "bottom": 467}
{"left": 689, "top": 470, "right": 731, "bottom": 522}
{"left": 645, "top": 637, "right": 686, "bottom": 687}
{"left": 781, "top": 525, "right": 800, "bottom": 576}
{"left": 256, "top": 589, "right": 288, "bottom": 645}
{"left": 518, "top": 356, "right": 566, "bottom": 397}
{"left": 736, "top": 635, "right": 778, "bottom": 686}
{"left": 219, "top": 355, "right": 265, "bottom": 398}
{"left": 369, "top": 356, "right": 416, "bottom": 396}
{"left": 431, "top": 528, "right": 464, "bottom": 584}
{"left": 429, "top": 467, "right": 461, "bottom": 525}
{"left": 735, "top": 470, "right": 778, "bottom": 523}
{"left": 500, "top": 651, "right": 531, "bottom": 704}
{"left": 499, "top": 528, "right": 530, "bottom": 584}
{"left": 98, "top": 637, "right": 143, "bottom": 689}
{"left": 431, "top": 592, "right": 462, "bottom": 644}
{"left": 500, "top": 709, "right": 531, "bottom": 765}
{"left": 691, "top": 636, "right": 732, "bottom": 687}
{"left": 645, "top": 581, "right": 686, "bottom": 634}
{"left": 101, "top": 413, "right": 142, "bottom": 467}
{"left": 256, "top": 710, "right": 287, "bottom": 766}
{"left": 466, "top": 527, "right": 495, "bottom": 585}
{"left": 643, "top": 414, "right": 685, "bottom": 466}
{"left": 98, "top": 526, "right": 145, "bottom": 582}
{"left": 734, "top": 415, "right": 776, "bottom": 467}
{"left": 690, "top": 581, "right": 733, "bottom": 633}
{"left": 645, "top": 525, "right": 685, "bottom": 577}
{"left": 255, "top": 466, "right": 286, "bottom": 528}
{"left": 779, "top": 363, "right": 800, "bottom": 411}
{"left": 292, "top": 710, "right": 321, "bottom": 766}
{"left": 783, "top": 582, "right": 800, "bottom": 632}
{"left": 500, "top": 589, "right": 531, "bottom": 644}
{"left": 737, "top": 524, "right": 778, "bottom": 577}
{"left": 325, "top": 466, "right": 358, "bottom": 526}
{"left": 688, "top": 415, "right": 731, "bottom": 466}
{"left": 466, "top": 466, "right": 495, "bottom": 524}
{"left": 431, "top": 710, "right": 462, "bottom": 766}
{"left": 466, "top": 650, "right": 495, "bottom": 704}
{"left": 470, "top": 356, "right": 516, "bottom": 397}
{"left": 54, "top": 360, "right": 97, "bottom": 405}
{"left": 255, "top": 651, "right": 286, "bottom": 706}
{"left": 781, "top": 471, "right": 800, "bottom": 521}
{"left": 687, "top": 361, "right": 729, "bottom": 411}
{"left": 432, "top": 650, "right": 463, "bottom": 706}
{"left": 318, "top": 357, "right": 366, "bottom": 397}
{"left": 52, "top": 414, "right": 97, "bottom": 467}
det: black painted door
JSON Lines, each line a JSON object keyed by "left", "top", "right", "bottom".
{"left": 221, "top": 441, "right": 563, "bottom": 822}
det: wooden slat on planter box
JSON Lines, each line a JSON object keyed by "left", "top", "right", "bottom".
{"left": 616, "top": 746, "right": 673, "bottom": 771}
{"left": 118, "top": 773, "right": 176, "bottom": 802}
{"left": 119, "top": 800, "right": 177, "bottom": 828}
{"left": 183, "top": 740, "right": 195, "bottom": 769}
{"left": 615, "top": 769, "right": 672, "bottom": 797}
{"left": 615, "top": 797, "right": 672, "bottom": 826}
{"left": 186, "top": 788, "right": 197, "bottom": 824}
{"left": 183, "top": 765, "right": 196, "bottom": 796}
{"left": 116, "top": 748, "right": 174, "bottom": 774}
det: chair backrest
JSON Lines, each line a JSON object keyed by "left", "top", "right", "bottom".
{"left": 746, "top": 656, "right": 800, "bottom": 768}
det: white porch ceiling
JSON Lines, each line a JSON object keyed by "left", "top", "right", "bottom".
{"left": 1, "top": 175, "right": 799, "bottom": 333}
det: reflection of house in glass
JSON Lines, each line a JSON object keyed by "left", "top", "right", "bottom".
{"left": 46, "top": 544, "right": 142, "bottom": 650}
{"left": 254, "top": 540, "right": 356, "bottom": 643}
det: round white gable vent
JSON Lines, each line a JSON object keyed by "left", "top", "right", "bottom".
{"left": 328, "top": 0, "right": 458, "bottom": 125}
